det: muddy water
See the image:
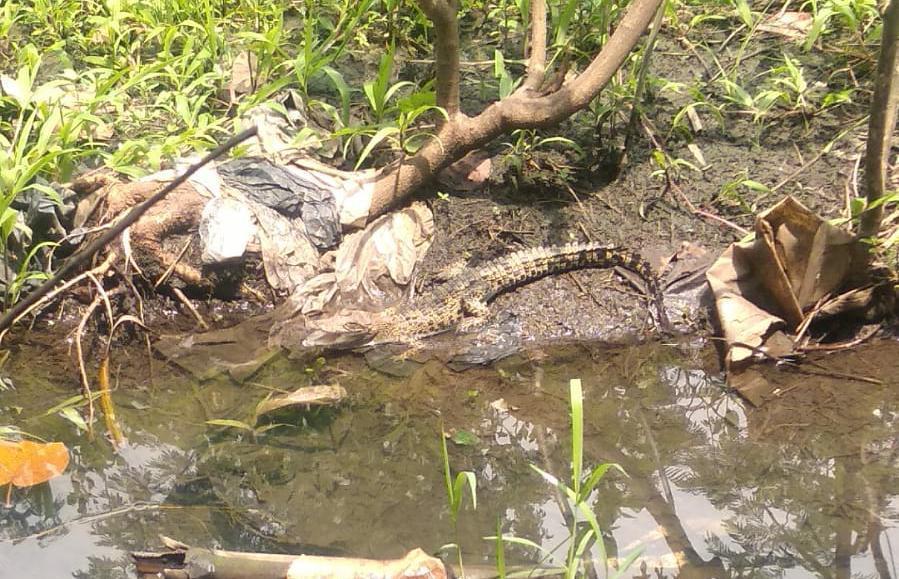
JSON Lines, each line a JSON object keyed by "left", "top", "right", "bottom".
{"left": 0, "top": 337, "right": 897, "bottom": 578}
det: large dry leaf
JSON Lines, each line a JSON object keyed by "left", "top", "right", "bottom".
{"left": 707, "top": 196, "right": 865, "bottom": 403}
{"left": 709, "top": 196, "right": 861, "bottom": 365}
{"left": 0, "top": 440, "right": 70, "bottom": 488}
{"left": 255, "top": 384, "right": 347, "bottom": 419}
{"left": 227, "top": 51, "right": 258, "bottom": 103}
{"left": 0, "top": 441, "right": 25, "bottom": 486}
{"left": 758, "top": 11, "right": 813, "bottom": 39}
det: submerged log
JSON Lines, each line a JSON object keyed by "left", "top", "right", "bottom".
{"left": 131, "top": 538, "right": 447, "bottom": 579}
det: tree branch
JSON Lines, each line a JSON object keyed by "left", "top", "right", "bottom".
{"left": 858, "top": 0, "right": 899, "bottom": 241}
{"left": 417, "top": 0, "right": 461, "bottom": 118}
{"left": 522, "top": 0, "right": 547, "bottom": 92}
{"left": 370, "top": 0, "right": 664, "bottom": 216}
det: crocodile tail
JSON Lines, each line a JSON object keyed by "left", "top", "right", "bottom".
{"left": 481, "top": 242, "right": 671, "bottom": 332}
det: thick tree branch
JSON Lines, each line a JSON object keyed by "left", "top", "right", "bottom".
{"left": 417, "top": 0, "right": 461, "bottom": 118}
{"left": 522, "top": 0, "right": 547, "bottom": 92}
{"left": 370, "top": 0, "right": 664, "bottom": 217}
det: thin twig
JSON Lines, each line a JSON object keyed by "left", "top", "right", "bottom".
{"left": 670, "top": 182, "right": 750, "bottom": 235}
{"left": 172, "top": 287, "right": 209, "bottom": 330}
{"left": 154, "top": 236, "right": 194, "bottom": 288}
{"left": 800, "top": 324, "right": 880, "bottom": 353}
{"left": 74, "top": 294, "right": 103, "bottom": 437}
{"left": 770, "top": 116, "right": 867, "bottom": 194}
{"left": 623, "top": 0, "right": 666, "bottom": 156}
{"left": 0, "top": 253, "right": 116, "bottom": 342}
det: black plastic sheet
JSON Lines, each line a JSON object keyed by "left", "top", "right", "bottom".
{"left": 219, "top": 157, "right": 340, "bottom": 249}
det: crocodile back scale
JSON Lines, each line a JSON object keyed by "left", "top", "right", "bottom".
{"left": 367, "top": 242, "right": 671, "bottom": 344}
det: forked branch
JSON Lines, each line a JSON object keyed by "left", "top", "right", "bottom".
{"left": 371, "top": 0, "right": 664, "bottom": 216}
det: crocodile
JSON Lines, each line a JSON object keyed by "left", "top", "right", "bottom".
{"left": 364, "top": 242, "right": 671, "bottom": 345}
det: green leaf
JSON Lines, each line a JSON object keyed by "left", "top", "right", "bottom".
{"left": 450, "top": 430, "right": 480, "bottom": 446}
{"left": 440, "top": 431, "right": 454, "bottom": 505}
{"left": 382, "top": 80, "right": 414, "bottom": 108}
{"left": 494, "top": 518, "right": 506, "bottom": 579}
{"left": 43, "top": 392, "right": 97, "bottom": 416}
{"left": 575, "top": 499, "right": 608, "bottom": 566}
{"left": 578, "top": 462, "right": 624, "bottom": 503}
{"left": 321, "top": 66, "right": 351, "bottom": 125}
{"left": 610, "top": 546, "right": 645, "bottom": 579}
{"left": 363, "top": 81, "right": 378, "bottom": 114}
{"left": 396, "top": 89, "right": 436, "bottom": 114}
{"left": 733, "top": 0, "right": 753, "bottom": 27}
{"left": 59, "top": 407, "right": 88, "bottom": 431}
{"left": 571, "top": 528, "right": 596, "bottom": 574}
{"left": 569, "top": 378, "right": 583, "bottom": 494}
{"left": 354, "top": 125, "right": 399, "bottom": 170}
{"left": 174, "top": 93, "right": 191, "bottom": 125}
{"left": 528, "top": 464, "right": 567, "bottom": 489}
{"left": 453, "top": 470, "right": 477, "bottom": 510}
{"left": 488, "top": 535, "right": 555, "bottom": 559}
{"left": 555, "top": 0, "right": 578, "bottom": 44}
{"left": 741, "top": 179, "right": 770, "bottom": 193}
{"left": 206, "top": 419, "right": 254, "bottom": 431}
{"left": 493, "top": 49, "right": 505, "bottom": 78}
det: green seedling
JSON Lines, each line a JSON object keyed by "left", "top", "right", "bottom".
{"left": 491, "top": 379, "right": 641, "bottom": 578}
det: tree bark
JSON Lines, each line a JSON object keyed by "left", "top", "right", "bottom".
{"left": 418, "top": 0, "right": 461, "bottom": 118}
{"left": 369, "top": 0, "right": 664, "bottom": 217}
{"left": 858, "top": 0, "right": 899, "bottom": 242}
{"left": 523, "top": 0, "right": 548, "bottom": 92}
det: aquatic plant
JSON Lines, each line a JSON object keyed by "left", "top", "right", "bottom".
{"left": 489, "top": 378, "right": 642, "bottom": 579}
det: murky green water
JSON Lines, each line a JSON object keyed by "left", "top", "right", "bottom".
{"left": 0, "top": 336, "right": 897, "bottom": 578}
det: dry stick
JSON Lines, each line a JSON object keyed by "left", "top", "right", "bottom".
{"left": 74, "top": 293, "right": 104, "bottom": 436}
{"left": 153, "top": 236, "right": 194, "bottom": 288}
{"left": 728, "top": 340, "right": 883, "bottom": 384}
{"left": 172, "top": 287, "right": 209, "bottom": 330}
{"left": 116, "top": 268, "right": 156, "bottom": 386}
{"left": 800, "top": 324, "right": 880, "bottom": 353}
{"left": 622, "top": 0, "right": 666, "bottom": 158}
{"left": 371, "top": 0, "right": 665, "bottom": 216}
{"left": 87, "top": 272, "right": 115, "bottom": 332}
{"left": 765, "top": 116, "right": 867, "bottom": 198}
{"left": 0, "top": 126, "right": 258, "bottom": 337}
{"left": 669, "top": 182, "right": 750, "bottom": 236}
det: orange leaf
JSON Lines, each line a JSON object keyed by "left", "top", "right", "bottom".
{"left": 0, "top": 440, "right": 25, "bottom": 486}
{"left": 9, "top": 441, "right": 70, "bottom": 488}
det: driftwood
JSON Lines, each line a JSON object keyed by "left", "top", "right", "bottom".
{"left": 132, "top": 538, "right": 447, "bottom": 579}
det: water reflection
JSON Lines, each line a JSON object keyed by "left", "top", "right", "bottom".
{"left": 0, "top": 339, "right": 896, "bottom": 578}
